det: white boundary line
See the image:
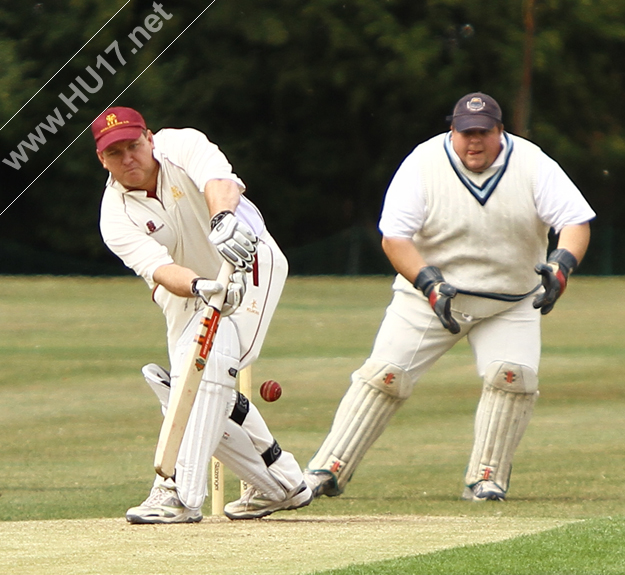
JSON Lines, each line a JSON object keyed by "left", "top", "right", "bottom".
{"left": 0, "top": 0, "right": 220, "bottom": 218}
{"left": 0, "top": 0, "right": 132, "bottom": 132}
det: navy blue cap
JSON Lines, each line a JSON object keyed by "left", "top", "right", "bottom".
{"left": 451, "top": 92, "right": 502, "bottom": 131}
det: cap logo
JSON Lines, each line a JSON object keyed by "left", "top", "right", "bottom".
{"left": 100, "top": 113, "right": 129, "bottom": 134}
{"left": 466, "top": 97, "right": 486, "bottom": 112}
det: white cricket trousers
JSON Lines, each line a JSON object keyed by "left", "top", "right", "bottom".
{"left": 373, "top": 290, "right": 541, "bottom": 382}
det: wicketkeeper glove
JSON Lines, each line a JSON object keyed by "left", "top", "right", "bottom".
{"left": 208, "top": 211, "right": 258, "bottom": 273}
{"left": 191, "top": 277, "right": 224, "bottom": 306}
{"left": 533, "top": 248, "right": 578, "bottom": 315}
{"left": 414, "top": 266, "right": 461, "bottom": 334}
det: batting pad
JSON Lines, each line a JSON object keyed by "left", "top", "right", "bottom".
{"left": 465, "top": 361, "right": 538, "bottom": 492}
{"left": 142, "top": 363, "right": 170, "bottom": 415}
{"left": 171, "top": 317, "right": 240, "bottom": 510}
{"left": 141, "top": 364, "right": 299, "bottom": 504}
{"left": 214, "top": 394, "right": 304, "bottom": 500}
{"left": 175, "top": 381, "right": 234, "bottom": 509}
{"left": 308, "top": 362, "right": 408, "bottom": 492}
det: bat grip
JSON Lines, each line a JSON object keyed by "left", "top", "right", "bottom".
{"left": 207, "top": 262, "right": 235, "bottom": 310}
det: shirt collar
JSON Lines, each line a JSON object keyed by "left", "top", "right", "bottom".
{"left": 446, "top": 132, "right": 508, "bottom": 174}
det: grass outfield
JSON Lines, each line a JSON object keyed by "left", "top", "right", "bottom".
{"left": 1, "top": 275, "right": 624, "bottom": 574}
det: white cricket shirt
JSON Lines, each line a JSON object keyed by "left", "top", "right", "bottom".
{"left": 378, "top": 131, "right": 596, "bottom": 314}
{"left": 380, "top": 132, "right": 596, "bottom": 239}
{"left": 100, "top": 127, "right": 264, "bottom": 288}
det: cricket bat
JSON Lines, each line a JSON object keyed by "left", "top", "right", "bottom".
{"left": 154, "top": 262, "right": 234, "bottom": 479}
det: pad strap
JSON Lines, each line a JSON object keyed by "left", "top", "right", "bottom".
{"left": 261, "top": 440, "right": 282, "bottom": 467}
{"left": 229, "top": 391, "right": 250, "bottom": 426}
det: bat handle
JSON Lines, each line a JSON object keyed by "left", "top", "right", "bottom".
{"left": 208, "top": 262, "right": 235, "bottom": 310}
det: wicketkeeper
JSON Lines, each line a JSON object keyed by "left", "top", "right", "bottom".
{"left": 93, "top": 107, "right": 312, "bottom": 522}
{"left": 304, "top": 92, "right": 595, "bottom": 502}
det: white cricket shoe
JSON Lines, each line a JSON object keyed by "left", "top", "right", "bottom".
{"left": 223, "top": 481, "right": 313, "bottom": 520}
{"left": 303, "top": 470, "right": 342, "bottom": 498}
{"left": 462, "top": 480, "right": 506, "bottom": 502}
{"left": 126, "top": 483, "right": 202, "bottom": 524}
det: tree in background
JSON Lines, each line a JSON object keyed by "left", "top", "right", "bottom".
{"left": 0, "top": 0, "right": 623, "bottom": 273}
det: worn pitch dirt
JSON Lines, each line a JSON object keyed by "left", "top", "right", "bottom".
{"left": 3, "top": 514, "right": 572, "bottom": 575}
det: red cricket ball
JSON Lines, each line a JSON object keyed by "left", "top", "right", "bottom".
{"left": 260, "top": 379, "right": 282, "bottom": 402}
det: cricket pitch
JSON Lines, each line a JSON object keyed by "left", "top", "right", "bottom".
{"left": 3, "top": 514, "right": 573, "bottom": 575}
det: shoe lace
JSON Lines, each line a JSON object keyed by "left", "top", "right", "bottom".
{"left": 240, "top": 486, "right": 261, "bottom": 505}
{"left": 145, "top": 485, "right": 178, "bottom": 507}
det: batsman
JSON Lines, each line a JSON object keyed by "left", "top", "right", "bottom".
{"left": 305, "top": 92, "right": 596, "bottom": 502}
{"left": 93, "top": 107, "right": 312, "bottom": 522}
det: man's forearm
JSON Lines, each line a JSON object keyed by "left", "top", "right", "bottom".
{"left": 153, "top": 263, "right": 198, "bottom": 297}
{"left": 381, "top": 236, "right": 428, "bottom": 284}
{"left": 556, "top": 222, "right": 591, "bottom": 265}
{"left": 204, "top": 178, "right": 242, "bottom": 219}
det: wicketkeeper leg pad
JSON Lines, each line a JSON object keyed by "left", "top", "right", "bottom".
{"left": 464, "top": 361, "right": 539, "bottom": 493}
{"left": 307, "top": 359, "right": 410, "bottom": 493}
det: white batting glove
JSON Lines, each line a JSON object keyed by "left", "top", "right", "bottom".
{"left": 221, "top": 271, "right": 247, "bottom": 317}
{"left": 208, "top": 211, "right": 258, "bottom": 273}
{"left": 191, "top": 277, "right": 224, "bottom": 306}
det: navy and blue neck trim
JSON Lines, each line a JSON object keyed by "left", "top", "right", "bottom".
{"left": 443, "top": 132, "right": 514, "bottom": 206}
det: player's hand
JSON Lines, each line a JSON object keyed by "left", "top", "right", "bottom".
{"left": 221, "top": 271, "right": 247, "bottom": 317}
{"left": 414, "top": 266, "right": 460, "bottom": 334}
{"left": 533, "top": 248, "right": 578, "bottom": 315}
{"left": 208, "top": 211, "right": 258, "bottom": 273}
{"left": 191, "top": 277, "right": 224, "bottom": 306}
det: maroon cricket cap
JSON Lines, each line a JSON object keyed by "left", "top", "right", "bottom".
{"left": 451, "top": 92, "right": 502, "bottom": 132}
{"left": 91, "top": 106, "right": 147, "bottom": 152}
